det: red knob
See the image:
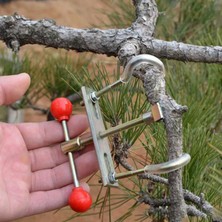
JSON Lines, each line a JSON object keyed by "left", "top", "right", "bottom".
{"left": 50, "top": 97, "right": 72, "bottom": 122}
{"left": 68, "top": 187, "right": 92, "bottom": 212}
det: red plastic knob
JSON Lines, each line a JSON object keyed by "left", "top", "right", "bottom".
{"left": 68, "top": 187, "right": 92, "bottom": 212}
{"left": 50, "top": 97, "right": 72, "bottom": 122}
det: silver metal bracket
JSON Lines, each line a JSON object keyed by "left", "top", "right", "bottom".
{"left": 82, "top": 86, "right": 118, "bottom": 187}
{"left": 65, "top": 54, "right": 191, "bottom": 188}
{"left": 60, "top": 103, "right": 163, "bottom": 154}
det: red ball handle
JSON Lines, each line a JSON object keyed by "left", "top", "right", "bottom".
{"left": 50, "top": 97, "right": 72, "bottom": 122}
{"left": 68, "top": 187, "right": 92, "bottom": 212}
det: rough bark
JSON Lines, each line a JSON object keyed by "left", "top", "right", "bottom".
{"left": 140, "top": 174, "right": 222, "bottom": 220}
{"left": 0, "top": 14, "right": 222, "bottom": 63}
{"left": 130, "top": 62, "right": 187, "bottom": 221}
{"left": 117, "top": 1, "right": 188, "bottom": 221}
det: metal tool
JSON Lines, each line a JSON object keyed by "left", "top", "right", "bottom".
{"left": 50, "top": 97, "right": 92, "bottom": 212}
{"left": 113, "top": 153, "right": 191, "bottom": 181}
{"left": 90, "top": 54, "right": 165, "bottom": 102}
{"left": 51, "top": 97, "right": 79, "bottom": 187}
{"left": 81, "top": 86, "right": 190, "bottom": 187}
{"left": 61, "top": 103, "right": 163, "bottom": 154}
{"left": 58, "top": 54, "right": 191, "bottom": 188}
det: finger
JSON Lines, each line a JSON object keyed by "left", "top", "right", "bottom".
{"left": 29, "top": 143, "right": 94, "bottom": 171}
{"left": 17, "top": 114, "right": 89, "bottom": 150}
{"left": 29, "top": 144, "right": 68, "bottom": 172}
{"left": 28, "top": 182, "right": 90, "bottom": 217}
{"left": 0, "top": 73, "right": 30, "bottom": 105}
{"left": 28, "top": 184, "right": 73, "bottom": 216}
{"left": 31, "top": 150, "right": 98, "bottom": 192}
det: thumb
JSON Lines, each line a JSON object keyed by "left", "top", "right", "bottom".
{"left": 0, "top": 73, "right": 31, "bottom": 105}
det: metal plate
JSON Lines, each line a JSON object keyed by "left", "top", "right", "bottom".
{"left": 81, "top": 86, "right": 118, "bottom": 187}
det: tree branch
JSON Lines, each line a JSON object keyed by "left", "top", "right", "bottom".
{"left": 138, "top": 174, "right": 222, "bottom": 220}
{"left": 0, "top": 14, "right": 221, "bottom": 63}
{"left": 117, "top": 2, "right": 189, "bottom": 219}
{"left": 132, "top": 63, "right": 188, "bottom": 221}
{"left": 144, "top": 39, "right": 222, "bottom": 63}
{"left": 138, "top": 192, "right": 208, "bottom": 219}
{"left": 0, "top": 1, "right": 221, "bottom": 221}
{"left": 138, "top": 191, "right": 170, "bottom": 207}
{"left": 139, "top": 173, "right": 168, "bottom": 185}
{"left": 132, "top": 0, "right": 158, "bottom": 37}
{"left": 186, "top": 205, "right": 207, "bottom": 218}
{"left": 184, "top": 190, "right": 222, "bottom": 221}
{"left": 0, "top": 14, "right": 136, "bottom": 55}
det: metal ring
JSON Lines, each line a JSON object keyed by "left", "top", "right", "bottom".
{"left": 121, "top": 54, "right": 165, "bottom": 83}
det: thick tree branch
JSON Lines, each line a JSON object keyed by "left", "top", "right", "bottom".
{"left": 116, "top": 7, "right": 187, "bottom": 218}
{"left": 0, "top": 14, "right": 136, "bottom": 55}
{"left": 117, "top": 2, "right": 188, "bottom": 218}
{"left": 132, "top": 63, "right": 188, "bottom": 221}
{"left": 132, "top": 0, "right": 158, "bottom": 37}
{"left": 0, "top": 1, "right": 221, "bottom": 221}
{"left": 0, "top": 14, "right": 221, "bottom": 63}
{"left": 144, "top": 39, "right": 222, "bottom": 63}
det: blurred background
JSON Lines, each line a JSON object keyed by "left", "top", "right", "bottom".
{"left": 0, "top": 1, "right": 222, "bottom": 222}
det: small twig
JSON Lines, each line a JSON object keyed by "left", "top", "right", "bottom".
{"left": 66, "top": 92, "right": 82, "bottom": 104}
{"left": 112, "top": 133, "right": 134, "bottom": 171}
{"left": 9, "top": 101, "right": 48, "bottom": 114}
{"left": 132, "top": 0, "right": 137, "bottom": 6}
{"left": 184, "top": 190, "right": 214, "bottom": 213}
{"left": 147, "top": 206, "right": 168, "bottom": 218}
{"left": 138, "top": 191, "right": 170, "bottom": 207}
{"left": 145, "top": 204, "right": 207, "bottom": 219}
{"left": 139, "top": 175, "right": 222, "bottom": 220}
{"left": 184, "top": 189, "right": 222, "bottom": 221}
{"left": 139, "top": 173, "right": 168, "bottom": 185}
{"left": 26, "top": 105, "right": 48, "bottom": 114}
{"left": 186, "top": 205, "right": 207, "bottom": 218}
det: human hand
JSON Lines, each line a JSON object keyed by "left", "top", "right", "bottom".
{"left": 0, "top": 74, "right": 98, "bottom": 221}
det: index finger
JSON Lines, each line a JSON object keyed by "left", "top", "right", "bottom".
{"left": 16, "top": 114, "right": 89, "bottom": 150}
{"left": 0, "top": 73, "right": 30, "bottom": 105}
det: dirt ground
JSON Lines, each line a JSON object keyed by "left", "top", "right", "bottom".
{"left": 0, "top": 0, "right": 107, "bottom": 28}
{"left": 0, "top": 1, "right": 148, "bottom": 222}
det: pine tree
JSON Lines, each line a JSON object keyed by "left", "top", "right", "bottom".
{"left": 0, "top": 0, "right": 222, "bottom": 221}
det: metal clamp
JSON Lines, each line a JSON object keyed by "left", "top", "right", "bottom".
{"left": 61, "top": 103, "right": 163, "bottom": 154}
{"left": 114, "top": 153, "right": 191, "bottom": 180}
{"left": 60, "top": 54, "right": 191, "bottom": 187}
{"left": 91, "top": 54, "right": 165, "bottom": 101}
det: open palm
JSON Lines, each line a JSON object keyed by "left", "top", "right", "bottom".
{"left": 0, "top": 74, "right": 98, "bottom": 221}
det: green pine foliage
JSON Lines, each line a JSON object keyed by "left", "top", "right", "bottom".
{"left": 95, "top": 0, "right": 222, "bottom": 221}
{"left": 0, "top": 50, "right": 91, "bottom": 110}
{"left": 0, "top": 0, "right": 221, "bottom": 221}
